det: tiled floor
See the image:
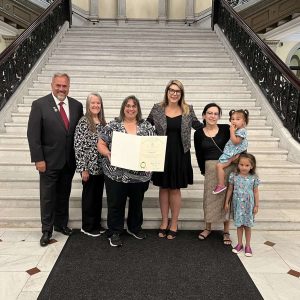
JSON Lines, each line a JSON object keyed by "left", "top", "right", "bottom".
{"left": 1, "top": 229, "right": 300, "bottom": 299}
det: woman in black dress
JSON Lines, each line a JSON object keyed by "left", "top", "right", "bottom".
{"left": 147, "top": 80, "right": 202, "bottom": 239}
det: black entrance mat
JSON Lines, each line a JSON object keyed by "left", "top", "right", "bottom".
{"left": 38, "top": 230, "right": 262, "bottom": 300}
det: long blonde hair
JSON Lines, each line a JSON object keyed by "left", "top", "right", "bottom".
{"left": 161, "top": 79, "right": 190, "bottom": 115}
{"left": 85, "top": 92, "right": 106, "bottom": 132}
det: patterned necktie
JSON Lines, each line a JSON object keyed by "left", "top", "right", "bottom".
{"left": 59, "top": 102, "right": 69, "bottom": 129}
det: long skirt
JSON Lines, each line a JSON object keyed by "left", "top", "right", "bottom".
{"left": 203, "top": 160, "right": 235, "bottom": 224}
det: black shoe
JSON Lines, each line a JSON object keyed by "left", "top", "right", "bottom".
{"left": 40, "top": 231, "right": 52, "bottom": 247}
{"left": 127, "top": 229, "right": 147, "bottom": 240}
{"left": 54, "top": 226, "right": 72, "bottom": 236}
{"left": 108, "top": 233, "right": 123, "bottom": 247}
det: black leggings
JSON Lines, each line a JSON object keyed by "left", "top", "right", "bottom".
{"left": 104, "top": 176, "right": 149, "bottom": 237}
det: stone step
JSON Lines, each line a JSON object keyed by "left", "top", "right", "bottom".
{"left": 0, "top": 192, "right": 299, "bottom": 209}
{"left": 40, "top": 69, "right": 240, "bottom": 78}
{"left": 2, "top": 122, "right": 273, "bottom": 135}
{"left": 35, "top": 76, "right": 245, "bottom": 84}
{"left": 22, "top": 98, "right": 255, "bottom": 107}
{"left": 17, "top": 104, "right": 263, "bottom": 117}
{"left": 10, "top": 110, "right": 267, "bottom": 123}
{"left": 2, "top": 158, "right": 300, "bottom": 175}
{"left": 1, "top": 186, "right": 300, "bottom": 201}
{"left": 28, "top": 85, "right": 249, "bottom": 94}
{"left": 0, "top": 144, "right": 288, "bottom": 159}
{"left": 65, "top": 32, "right": 218, "bottom": 39}
{"left": 0, "top": 147, "right": 288, "bottom": 164}
{"left": 67, "top": 30, "right": 214, "bottom": 36}
{"left": 43, "top": 64, "right": 237, "bottom": 73}
{"left": 11, "top": 114, "right": 267, "bottom": 126}
{"left": 61, "top": 37, "right": 223, "bottom": 45}
{"left": 44, "top": 61, "right": 236, "bottom": 71}
{"left": 47, "top": 58, "right": 234, "bottom": 68}
{"left": 25, "top": 90, "right": 252, "bottom": 98}
{"left": 58, "top": 40, "right": 225, "bottom": 48}
{"left": 0, "top": 131, "right": 276, "bottom": 146}
{"left": 0, "top": 171, "right": 296, "bottom": 189}
{"left": 56, "top": 47, "right": 228, "bottom": 55}
{"left": 10, "top": 115, "right": 268, "bottom": 127}
{"left": 1, "top": 207, "right": 300, "bottom": 230}
{"left": 19, "top": 98, "right": 257, "bottom": 108}
{"left": 51, "top": 52, "right": 231, "bottom": 59}
{"left": 69, "top": 27, "right": 213, "bottom": 33}
{"left": 32, "top": 82, "right": 248, "bottom": 90}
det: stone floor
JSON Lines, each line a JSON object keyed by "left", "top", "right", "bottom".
{"left": 1, "top": 229, "right": 300, "bottom": 299}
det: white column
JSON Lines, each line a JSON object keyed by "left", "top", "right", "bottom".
{"left": 185, "top": 0, "right": 195, "bottom": 24}
{"left": 118, "top": 0, "right": 126, "bottom": 24}
{"left": 158, "top": 0, "right": 167, "bottom": 24}
{"left": 89, "top": 0, "right": 99, "bottom": 21}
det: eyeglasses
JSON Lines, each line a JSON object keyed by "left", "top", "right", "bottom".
{"left": 206, "top": 111, "right": 219, "bottom": 116}
{"left": 125, "top": 105, "right": 137, "bottom": 109}
{"left": 168, "top": 88, "right": 181, "bottom": 95}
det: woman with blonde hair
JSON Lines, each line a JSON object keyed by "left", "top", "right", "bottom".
{"left": 74, "top": 92, "right": 106, "bottom": 237}
{"left": 147, "top": 80, "right": 202, "bottom": 239}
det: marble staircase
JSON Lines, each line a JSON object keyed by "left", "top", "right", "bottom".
{"left": 1, "top": 26, "right": 300, "bottom": 230}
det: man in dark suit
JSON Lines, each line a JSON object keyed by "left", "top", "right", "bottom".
{"left": 27, "top": 73, "right": 83, "bottom": 246}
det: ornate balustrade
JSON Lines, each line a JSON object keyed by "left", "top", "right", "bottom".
{"left": 226, "top": 0, "right": 251, "bottom": 7}
{"left": 213, "top": 0, "right": 300, "bottom": 142}
{"left": 0, "top": 0, "right": 71, "bottom": 111}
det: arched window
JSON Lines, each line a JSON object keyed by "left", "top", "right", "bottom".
{"left": 290, "top": 50, "right": 300, "bottom": 79}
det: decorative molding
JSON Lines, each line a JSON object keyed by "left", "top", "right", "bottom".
{"left": 238, "top": 0, "right": 300, "bottom": 33}
{"left": 0, "top": 0, "right": 44, "bottom": 28}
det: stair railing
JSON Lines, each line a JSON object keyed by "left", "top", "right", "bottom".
{"left": 0, "top": 0, "right": 71, "bottom": 111}
{"left": 212, "top": 0, "right": 300, "bottom": 143}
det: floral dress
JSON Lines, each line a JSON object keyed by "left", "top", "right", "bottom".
{"left": 219, "top": 128, "right": 248, "bottom": 163}
{"left": 229, "top": 172, "right": 260, "bottom": 227}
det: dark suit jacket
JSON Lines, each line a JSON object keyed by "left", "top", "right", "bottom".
{"left": 27, "top": 93, "right": 83, "bottom": 170}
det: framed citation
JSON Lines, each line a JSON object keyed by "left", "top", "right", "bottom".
{"left": 111, "top": 131, "right": 167, "bottom": 171}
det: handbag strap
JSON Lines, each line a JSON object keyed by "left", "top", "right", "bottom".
{"left": 210, "top": 137, "right": 223, "bottom": 154}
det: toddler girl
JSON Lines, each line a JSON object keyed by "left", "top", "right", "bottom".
{"left": 224, "top": 153, "right": 260, "bottom": 257}
{"left": 213, "top": 109, "right": 249, "bottom": 194}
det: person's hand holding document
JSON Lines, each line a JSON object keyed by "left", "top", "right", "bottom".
{"left": 111, "top": 131, "right": 167, "bottom": 171}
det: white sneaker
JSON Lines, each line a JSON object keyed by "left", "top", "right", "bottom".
{"left": 80, "top": 228, "right": 101, "bottom": 237}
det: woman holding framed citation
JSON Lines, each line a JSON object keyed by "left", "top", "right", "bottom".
{"left": 98, "top": 95, "right": 155, "bottom": 247}
{"left": 147, "top": 80, "right": 203, "bottom": 239}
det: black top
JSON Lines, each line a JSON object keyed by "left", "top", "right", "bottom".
{"left": 194, "top": 124, "right": 230, "bottom": 175}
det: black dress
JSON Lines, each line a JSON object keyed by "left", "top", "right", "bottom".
{"left": 152, "top": 115, "right": 193, "bottom": 189}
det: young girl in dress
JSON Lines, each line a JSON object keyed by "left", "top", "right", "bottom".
{"left": 213, "top": 109, "right": 249, "bottom": 194}
{"left": 224, "top": 153, "right": 260, "bottom": 257}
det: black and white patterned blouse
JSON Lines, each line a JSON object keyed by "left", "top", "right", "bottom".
{"left": 99, "top": 119, "right": 155, "bottom": 183}
{"left": 74, "top": 116, "right": 104, "bottom": 175}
